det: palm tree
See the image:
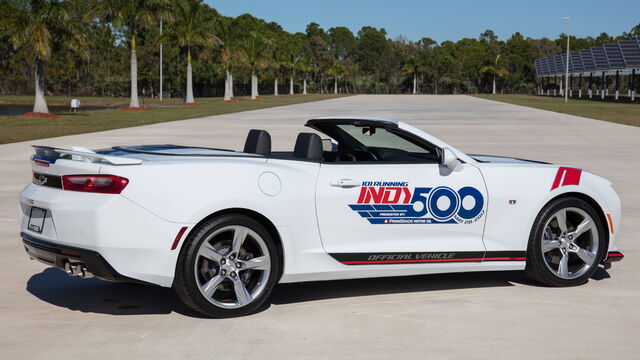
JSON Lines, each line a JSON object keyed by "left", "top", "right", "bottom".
{"left": 87, "top": 0, "right": 172, "bottom": 108}
{"left": 267, "top": 45, "right": 282, "bottom": 96}
{"left": 480, "top": 54, "right": 509, "bottom": 94}
{"left": 327, "top": 62, "right": 346, "bottom": 94}
{"left": 1, "top": 0, "right": 85, "bottom": 114}
{"left": 270, "top": 59, "right": 281, "bottom": 96}
{"left": 401, "top": 57, "right": 426, "bottom": 94}
{"left": 284, "top": 54, "right": 299, "bottom": 95}
{"left": 216, "top": 17, "right": 246, "bottom": 102}
{"left": 243, "top": 31, "right": 270, "bottom": 100}
{"left": 163, "top": 0, "right": 220, "bottom": 104}
{"left": 296, "top": 58, "right": 314, "bottom": 95}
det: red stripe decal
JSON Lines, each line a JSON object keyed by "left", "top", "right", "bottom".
{"left": 551, "top": 167, "right": 582, "bottom": 190}
{"left": 171, "top": 227, "right": 188, "bottom": 250}
{"left": 341, "top": 257, "right": 525, "bottom": 265}
{"left": 483, "top": 257, "right": 527, "bottom": 261}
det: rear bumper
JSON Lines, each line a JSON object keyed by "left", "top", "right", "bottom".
{"left": 602, "top": 251, "right": 624, "bottom": 269}
{"left": 22, "top": 232, "right": 148, "bottom": 284}
{"left": 19, "top": 183, "right": 191, "bottom": 287}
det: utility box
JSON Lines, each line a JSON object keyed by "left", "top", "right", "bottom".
{"left": 70, "top": 99, "right": 80, "bottom": 112}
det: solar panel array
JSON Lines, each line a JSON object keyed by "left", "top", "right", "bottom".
{"left": 535, "top": 36, "right": 640, "bottom": 76}
{"left": 591, "top": 47, "right": 609, "bottom": 70}
{"left": 580, "top": 49, "right": 595, "bottom": 71}
{"left": 619, "top": 39, "right": 640, "bottom": 66}
{"left": 571, "top": 51, "right": 584, "bottom": 72}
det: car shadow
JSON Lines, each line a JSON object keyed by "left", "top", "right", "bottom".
{"left": 270, "top": 270, "right": 528, "bottom": 305}
{"left": 27, "top": 267, "right": 610, "bottom": 316}
{"left": 26, "top": 268, "right": 207, "bottom": 318}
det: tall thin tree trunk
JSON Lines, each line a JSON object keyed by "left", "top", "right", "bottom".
{"left": 251, "top": 72, "right": 258, "bottom": 100}
{"left": 33, "top": 58, "right": 49, "bottom": 113}
{"left": 303, "top": 78, "right": 307, "bottom": 94}
{"left": 185, "top": 48, "right": 194, "bottom": 103}
{"left": 274, "top": 77, "right": 278, "bottom": 96}
{"left": 492, "top": 75, "right": 496, "bottom": 94}
{"left": 413, "top": 74, "right": 417, "bottom": 94}
{"left": 334, "top": 77, "right": 338, "bottom": 94}
{"left": 224, "top": 68, "right": 231, "bottom": 101}
{"left": 229, "top": 73, "right": 234, "bottom": 98}
{"left": 130, "top": 36, "right": 140, "bottom": 108}
{"left": 289, "top": 71, "right": 294, "bottom": 95}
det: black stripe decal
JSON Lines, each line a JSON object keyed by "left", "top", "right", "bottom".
{"left": 330, "top": 251, "right": 526, "bottom": 265}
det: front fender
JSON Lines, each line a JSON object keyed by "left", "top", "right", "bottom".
{"left": 479, "top": 164, "right": 621, "bottom": 253}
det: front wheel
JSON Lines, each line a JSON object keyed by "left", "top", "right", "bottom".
{"left": 525, "top": 197, "right": 605, "bottom": 287}
{"left": 174, "top": 215, "right": 279, "bottom": 317}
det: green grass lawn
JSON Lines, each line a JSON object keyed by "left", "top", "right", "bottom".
{"left": 472, "top": 94, "right": 640, "bottom": 127}
{"left": 0, "top": 94, "right": 348, "bottom": 144}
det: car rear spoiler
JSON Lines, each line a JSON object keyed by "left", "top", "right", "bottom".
{"left": 32, "top": 145, "right": 142, "bottom": 165}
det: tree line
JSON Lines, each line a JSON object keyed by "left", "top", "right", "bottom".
{"left": 1, "top": 0, "right": 639, "bottom": 113}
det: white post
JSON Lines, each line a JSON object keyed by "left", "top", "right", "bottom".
{"left": 562, "top": 17, "right": 570, "bottom": 103}
{"left": 159, "top": 19, "right": 163, "bottom": 102}
{"left": 560, "top": 79, "right": 563, "bottom": 96}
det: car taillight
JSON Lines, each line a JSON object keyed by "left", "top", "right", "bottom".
{"left": 62, "top": 175, "right": 129, "bottom": 194}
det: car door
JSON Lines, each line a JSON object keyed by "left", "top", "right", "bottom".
{"left": 315, "top": 162, "right": 488, "bottom": 263}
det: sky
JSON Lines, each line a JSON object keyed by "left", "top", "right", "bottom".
{"left": 207, "top": 0, "right": 640, "bottom": 43}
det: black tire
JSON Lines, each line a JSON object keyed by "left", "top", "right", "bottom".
{"left": 173, "top": 214, "right": 280, "bottom": 318}
{"left": 525, "top": 197, "right": 605, "bottom": 287}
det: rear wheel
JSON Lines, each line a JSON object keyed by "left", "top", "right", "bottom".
{"left": 174, "top": 215, "right": 279, "bottom": 317}
{"left": 525, "top": 197, "right": 605, "bottom": 287}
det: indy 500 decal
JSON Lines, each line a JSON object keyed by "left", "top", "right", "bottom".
{"left": 349, "top": 181, "right": 485, "bottom": 224}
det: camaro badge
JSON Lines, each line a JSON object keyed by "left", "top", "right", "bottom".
{"left": 349, "top": 181, "right": 485, "bottom": 224}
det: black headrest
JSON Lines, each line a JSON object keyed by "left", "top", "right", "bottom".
{"left": 243, "top": 129, "right": 271, "bottom": 156}
{"left": 293, "top": 133, "right": 323, "bottom": 161}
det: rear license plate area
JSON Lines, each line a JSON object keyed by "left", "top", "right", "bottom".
{"left": 28, "top": 207, "right": 46, "bottom": 233}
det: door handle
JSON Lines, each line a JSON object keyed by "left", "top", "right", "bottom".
{"left": 330, "top": 179, "right": 361, "bottom": 188}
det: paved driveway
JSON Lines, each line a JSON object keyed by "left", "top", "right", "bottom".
{"left": 1, "top": 95, "right": 638, "bottom": 359}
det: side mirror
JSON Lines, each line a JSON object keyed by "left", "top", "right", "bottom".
{"left": 442, "top": 148, "right": 462, "bottom": 171}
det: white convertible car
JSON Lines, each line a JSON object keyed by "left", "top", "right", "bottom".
{"left": 20, "top": 117, "right": 623, "bottom": 317}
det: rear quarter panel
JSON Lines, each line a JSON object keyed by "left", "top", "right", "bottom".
{"left": 101, "top": 157, "right": 325, "bottom": 281}
{"left": 106, "top": 157, "right": 320, "bottom": 227}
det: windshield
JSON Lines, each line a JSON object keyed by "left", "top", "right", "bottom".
{"left": 310, "top": 122, "right": 439, "bottom": 163}
{"left": 337, "top": 124, "right": 429, "bottom": 153}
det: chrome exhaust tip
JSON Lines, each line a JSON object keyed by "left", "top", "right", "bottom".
{"left": 79, "top": 266, "right": 94, "bottom": 279}
{"left": 64, "top": 262, "right": 93, "bottom": 278}
{"left": 64, "top": 262, "right": 74, "bottom": 275}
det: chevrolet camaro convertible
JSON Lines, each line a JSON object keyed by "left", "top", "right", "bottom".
{"left": 20, "top": 117, "right": 624, "bottom": 317}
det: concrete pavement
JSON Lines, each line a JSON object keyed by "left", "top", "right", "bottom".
{"left": 1, "top": 95, "right": 638, "bottom": 359}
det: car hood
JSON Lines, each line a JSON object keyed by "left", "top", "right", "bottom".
{"left": 470, "top": 154, "right": 551, "bottom": 165}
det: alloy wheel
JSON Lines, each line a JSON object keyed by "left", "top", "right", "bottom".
{"left": 194, "top": 225, "right": 271, "bottom": 309}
